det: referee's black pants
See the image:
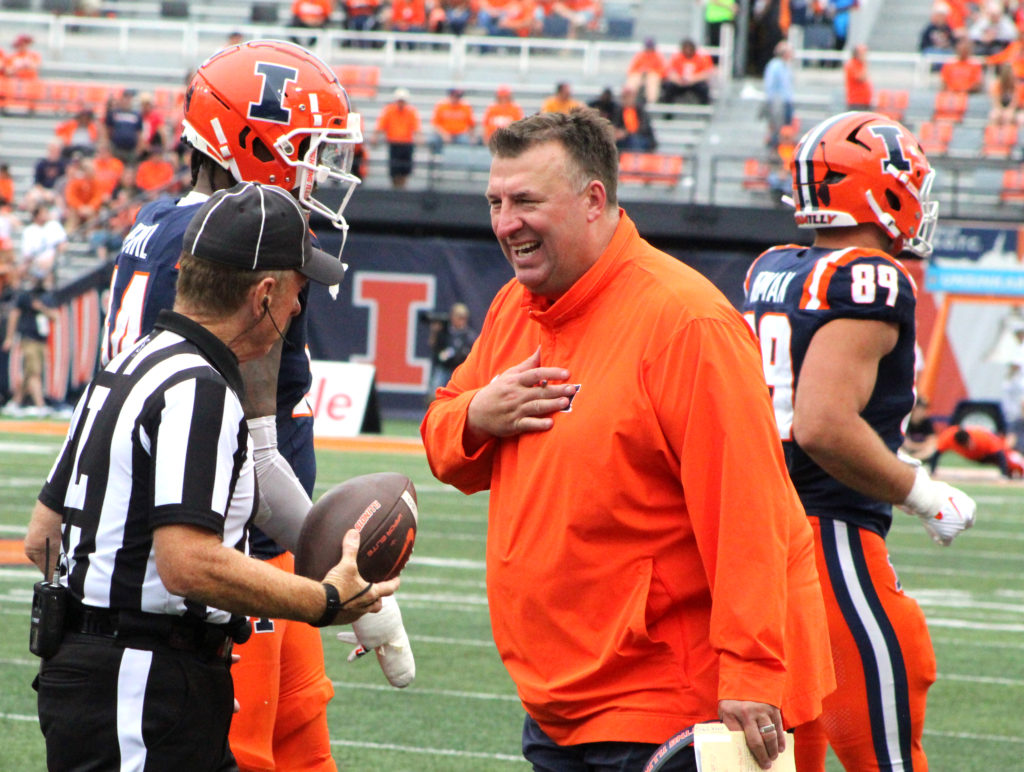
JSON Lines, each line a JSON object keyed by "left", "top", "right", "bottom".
{"left": 36, "top": 632, "right": 237, "bottom": 771}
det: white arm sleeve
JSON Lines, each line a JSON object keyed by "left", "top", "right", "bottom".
{"left": 248, "top": 416, "right": 311, "bottom": 554}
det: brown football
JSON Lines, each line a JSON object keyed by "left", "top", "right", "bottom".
{"left": 295, "top": 473, "right": 418, "bottom": 583}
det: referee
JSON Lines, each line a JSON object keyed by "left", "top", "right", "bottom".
{"left": 24, "top": 182, "right": 398, "bottom": 771}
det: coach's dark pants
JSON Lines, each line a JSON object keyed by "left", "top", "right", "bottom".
{"left": 36, "top": 633, "right": 236, "bottom": 771}
{"left": 522, "top": 713, "right": 697, "bottom": 772}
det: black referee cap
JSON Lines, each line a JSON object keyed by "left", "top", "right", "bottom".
{"left": 183, "top": 182, "right": 346, "bottom": 285}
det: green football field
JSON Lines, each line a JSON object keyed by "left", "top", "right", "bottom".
{"left": 0, "top": 423, "right": 1021, "bottom": 771}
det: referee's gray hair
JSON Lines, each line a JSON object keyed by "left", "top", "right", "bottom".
{"left": 176, "top": 252, "right": 286, "bottom": 317}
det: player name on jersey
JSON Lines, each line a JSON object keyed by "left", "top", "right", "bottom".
{"left": 747, "top": 269, "right": 797, "bottom": 304}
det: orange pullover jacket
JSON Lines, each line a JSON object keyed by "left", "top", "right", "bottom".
{"left": 422, "top": 213, "right": 834, "bottom": 745}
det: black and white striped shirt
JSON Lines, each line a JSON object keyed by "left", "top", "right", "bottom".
{"left": 39, "top": 310, "right": 255, "bottom": 625}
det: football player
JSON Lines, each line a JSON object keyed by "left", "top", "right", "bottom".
{"left": 101, "top": 39, "right": 412, "bottom": 772}
{"left": 742, "top": 111, "right": 977, "bottom": 771}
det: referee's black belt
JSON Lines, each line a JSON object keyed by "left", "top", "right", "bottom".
{"left": 65, "top": 600, "right": 251, "bottom": 662}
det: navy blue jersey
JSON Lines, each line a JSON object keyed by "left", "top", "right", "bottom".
{"left": 742, "top": 244, "right": 918, "bottom": 536}
{"left": 102, "top": 191, "right": 318, "bottom": 557}
{"left": 102, "top": 194, "right": 201, "bottom": 365}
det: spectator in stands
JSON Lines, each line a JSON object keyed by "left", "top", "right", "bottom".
{"left": 762, "top": 39, "right": 795, "bottom": 148}
{"left": 134, "top": 150, "right": 178, "bottom": 194}
{"left": 493, "top": 0, "right": 539, "bottom": 37}
{"left": 749, "top": 0, "right": 789, "bottom": 75}
{"left": 587, "top": 86, "right": 622, "bottom": 124}
{"left": 29, "top": 143, "right": 66, "bottom": 210}
{"left": 224, "top": 30, "right": 245, "bottom": 47}
{"left": 86, "top": 201, "right": 128, "bottom": 262}
{"left": 900, "top": 397, "right": 939, "bottom": 467}
{"left": 662, "top": 38, "right": 715, "bottom": 105}
{"left": 703, "top": 0, "right": 738, "bottom": 49}
{"left": 0, "top": 205, "right": 15, "bottom": 293}
{"left": 374, "top": 87, "right": 422, "bottom": 189}
{"left": 5, "top": 35, "right": 41, "bottom": 80}
{"left": 626, "top": 38, "right": 666, "bottom": 105}
{"left": 613, "top": 87, "right": 656, "bottom": 151}
{"left": 19, "top": 204, "right": 65, "bottom": 285}
{"left": 290, "top": 0, "right": 335, "bottom": 44}
{"left": 74, "top": 0, "right": 103, "bottom": 17}
{"left": 342, "top": 0, "right": 382, "bottom": 31}
{"left": 482, "top": 85, "right": 524, "bottom": 142}
{"left": 933, "top": 423, "right": 1024, "bottom": 478}
{"left": 1, "top": 277, "right": 58, "bottom": 418}
{"left": 137, "top": 92, "right": 168, "bottom": 155}
{"left": 942, "top": 0, "right": 971, "bottom": 33}
{"left": 541, "top": 81, "right": 583, "bottom": 113}
{"left": 544, "top": 0, "right": 601, "bottom": 40}
{"left": 430, "top": 88, "right": 478, "bottom": 154}
{"left": 434, "top": 0, "right": 475, "bottom": 34}
{"left": 989, "top": 61, "right": 1021, "bottom": 124}
{"left": 844, "top": 43, "right": 873, "bottom": 111}
{"left": 0, "top": 164, "right": 13, "bottom": 207}
{"left": 829, "top": 0, "right": 858, "bottom": 51}
{"left": 62, "top": 154, "right": 106, "bottom": 233}
{"left": 92, "top": 141, "right": 124, "bottom": 199}
{"left": 55, "top": 108, "right": 100, "bottom": 159}
{"left": 919, "top": 3, "right": 957, "bottom": 57}
{"left": 388, "top": 0, "right": 429, "bottom": 34}
{"left": 477, "top": 0, "right": 514, "bottom": 36}
{"left": 987, "top": 24, "right": 1024, "bottom": 82}
{"left": 969, "top": 0, "right": 1017, "bottom": 57}
{"left": 103, "top": 91, "right": 145, "bottom": 164}
{"left": 941, "top": 37, "right": 984, "bottom": 93}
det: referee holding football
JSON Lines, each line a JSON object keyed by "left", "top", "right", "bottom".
{"left": 24, "top": 182, "right": 398, "bottom": 771}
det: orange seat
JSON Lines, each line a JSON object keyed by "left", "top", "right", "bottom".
{"left": 917, "top": 120, "right": 954, "bottom": 155}
{"left": 933, "top": 90, "right": 968, "bottom": 123}
{"left": 743, "top": 158, "right": 770, "bottom": 190}
{"left": 1001, "top": 167, "right": 1024, "bottom": 202}
{"left": 983, "top": 123, "right": 1018, "bottom": 158}
{"left": 875, "top": 89, "right": 909, "bottom": 122}
{"left": 618, "top": 152, "right": 683, "bottom": 186}
{"left": 1, "top": 77, "right": 45, "bottom": 113}
{"left": 43, "top": 80, "right": 81, "bottom": 114}
{"left": 331, "top": 65, "right": 380, "bottom": 100}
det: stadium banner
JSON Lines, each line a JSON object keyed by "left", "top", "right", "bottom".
{"left": 306, "top": 360, "right": 376, "bottom": 437}
{"left": 921, "top": 224, "right": 1024, "bottom": 419}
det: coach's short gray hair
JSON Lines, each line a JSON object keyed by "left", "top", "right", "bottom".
{"left": 488, "top": 109, "right": 619, "bottom": 207}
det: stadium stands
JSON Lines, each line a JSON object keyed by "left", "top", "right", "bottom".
{"left": 0, "top": 0, "right": 1018, "bottom": 222}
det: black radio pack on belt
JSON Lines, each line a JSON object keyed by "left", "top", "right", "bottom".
{"left": 29, "top": 539, "right": 67, "bottom": 659}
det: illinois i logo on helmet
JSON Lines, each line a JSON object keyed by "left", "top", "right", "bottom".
{"left": 181, "top": 39, "right": 363, "bottom": 235}
{"left": 791, "top": 111, "right": 938, "bottom": 258}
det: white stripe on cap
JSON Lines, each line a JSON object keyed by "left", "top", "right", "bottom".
{"left": 254, "top": 183, "right": 265, "bottom": 270}
{"left": 189, "top": 182, "right": 255, "bottom": 259}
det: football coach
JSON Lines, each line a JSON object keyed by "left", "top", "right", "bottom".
{"left": 24, "top": 182, "right": 398, "bottom": 771}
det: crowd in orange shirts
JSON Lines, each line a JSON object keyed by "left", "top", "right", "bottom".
{"left": 282, "top": 0, "right": 607, "bottom": 38}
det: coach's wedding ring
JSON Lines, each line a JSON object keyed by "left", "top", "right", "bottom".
{"left": 759, "top": 724, "right": 777, "bottom": 735}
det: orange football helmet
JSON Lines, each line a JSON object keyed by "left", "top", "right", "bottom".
{"left": 791, "top": 111, "right": 937, "bottom": 257}
{"left": 182, "top": 39, "right": 362, "bottom": 233}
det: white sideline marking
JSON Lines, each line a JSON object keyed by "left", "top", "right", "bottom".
{"left": 933, "top": 636, "right": 1024, "bottom": 651}
{"left": 928, "top": 617, "right": 1024, "bottom": 632}
{"left": 925, "top": 729, "right": 1024, "bottom": 745}
{"left": 941, "top": 673, "right": 1024, "bottom": 687}
{"left": 0, "top": 442, "right": 60, "bottom": 454}
{"left": 331, "top": 679, "right": 519, "bottom": 702}
{"left": 331, "top": 739, "right": 524, "bottom": 762}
